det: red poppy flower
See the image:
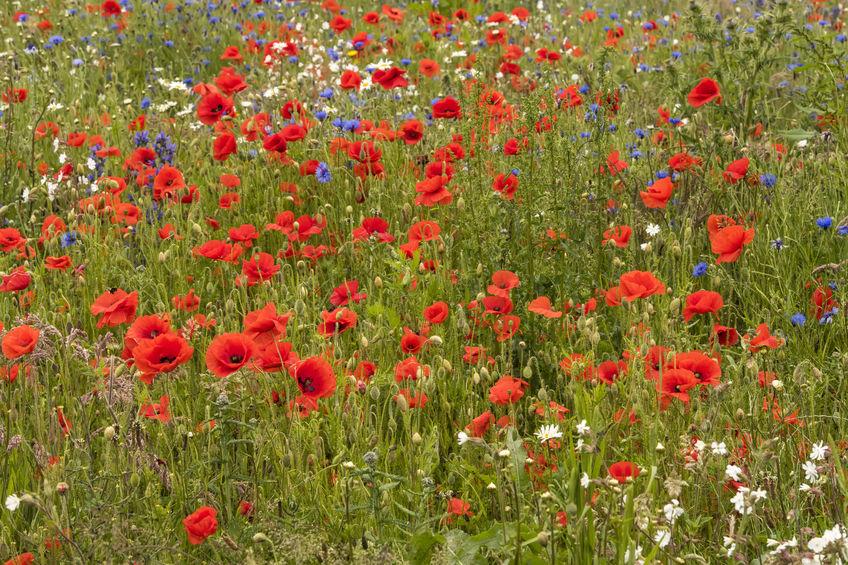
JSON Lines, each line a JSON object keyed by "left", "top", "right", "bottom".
{"left": 668, "top": 351, "right": 721, "bottom": 387}
{"left": 596, "top": 360, "right": 627, "bottom": 384}
{"left": 400, "top": 327, "right": 427, "bottom": 354}
{"left": 723, "top": 157, "right": 749, "bottom": 184}
{"left": 639, "top": 177, "right": 674, "bottom": 209}
{"left": 124, "top": 314, "right": 172, "bottom": 355}
{"left": 617, "top": 271, "right": 666, "bottom": 301}
{"left": 668, "top": 152, "right": 702, "bottom": 172}
{"left": 140, "top": 395, "right": 172, "bottom": 423}
{"left": 602, "top": 225, "right": 632, "bottom": 248}
{"left": 45, "top": 255, "right": 73, "bottom": 271}
{"left": 432, "top": 97, "right": 461, "bottom": 119}
{"left": 339, "top": 70, "right": 361, "bottom": 90}
{"left": 133, "top": 333, "right": 194, "bottom": 382}
{"left": 687, "top": 78, "right": 722, "bottom": 108}
{"left": 240, "top": 252, "right": 280, "bottom": 286}
{"left": 317, "top": 308, "right": 357, "bottom": 337}
{"left": 251, "top": 340, "right": 298, "bottom": 373}
{"left": 712, "top": 324, "right": 740, "bottom": 347}
{"left": 423, "top": 301, "right": 449, "bottom": 324}
{"left": 213, "top": 132, "right": 237, "bottom": 161}
{"left": 2, "top": 325, "right": 39, "bottom": 360}
{"left": 372, "top": 67, "right": 408, "bottom": 89}
{"left": 657, "top": 368, "right": 699, "bottom": 407}
{"left": 292, "top": 355, "right": 336, "bottom": 399}
{"left": 488, "top": 375, "right": 528, "bottom": 405}
{"left": 243, "top": 303, "right": 291, "bottom": 348}
{"left": 330, "top": 280, "right": 367, "bottom": 307}
{"left": 746, "top": 324, "right": 784, "bottom": 352}
{"left": 394, "top": 356, "right": 430, "bottom": 382}
{"left": 682, "top": 290, "right": 724, "bottom": 321}
{"left": 90, "top": 289, "right": 138, "bottom": 328}
{"left": 608, "top": 461, "right": 640, "bottom": 483}
{"left": 467, "top": 410, "right": 495, "bottom": 437}
{"left": 414, "top": 175, "right": 453, "bottom": 207}
{"left": 527, "top": 296, "right": 562, "bottom": 318}
{"left": 205, "top": 333, "right": 255, "bottom": 377}
{"left": 446, "top": 497, "right": 473, "bottom": 520}
{"left": 197, "top": 92, "right": 234, "bottom": 125}
{"left": 182, "top": 506, "right": 218, "bottom": 545}
{"left": 399, "top": 120, "right": 424, "bottom": 145}
{"left": 710, "top": 224, "right": 755, "bottom": 264}
{"left": 352, "top": 217, "right": 394, "bottom": 243}
{"left": 0, "top": 267, "right": 31, "bottom": 293}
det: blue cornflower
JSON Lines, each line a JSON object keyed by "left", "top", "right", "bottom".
{"left": 315, "top": 162, "right": 332, "bottom": 183}
{"left": 819, "top": 308, "right": 839, "bottom": 325}
{"left": 60, "top": 231, "right": 79, "bottom": 248}
{"left": 816, "top": 216, "right": 833, "bottom": 230}
{"left": 692, "top": 262, "right": 708, "bottom": 277}
{"left": 790, "top": 313, "right": 806, "bottom": 326}
{"left": 837, "top": 225, "right": 848, "bottom": 236}
{"left": 759, "top": 173, "right": 777, "bottom": 188}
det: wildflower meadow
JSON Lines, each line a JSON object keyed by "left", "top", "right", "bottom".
{"left": 1, "top": 0, "right": 848, "bottom": 562}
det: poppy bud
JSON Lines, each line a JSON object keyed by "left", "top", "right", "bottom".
{"left": 537, "top": 531, "right": 550, "bottom": 547}
{"left": 296, "top": 260, "right": 306, "bottom": 270}
{"left": 472, "top": 371, "right": 480, "bottom": 385}
{"left": 669, "top": 298, "right": 680, "bottom": 314}
{"left": 191, "top": 222, "right": 203, "bottom": 235}
{"left": 456, "top": 197, "right": 465, "bottom": 210}
{"left": 129, "top": 472, "right": 141, "bottom": 487}
{"left": 158, "top": 251, "right": 167, "bottom": 263}
{"left": 225, "top": 299, "right": 235, "bottom": 312}
{"left": 369, "top": 386, "right": 380, "bottom": 400}
{"left": 476, "top": 263, "right": 483, "bottom": 275}
{"left": 299, "top": 285, "right": 309, "bottom": 298}
{"left": 612, "top": 256, "right": 624, "bottom": 267}
{"left": 441, "top": 359, "right": 451, "bottom": 372}
{"left": 672, "top": 243, "right": 681, "bottom": 256}
{"left": 479, "top": 367, "right": 490, "bottom": 381}
{"left": 590, "top": 332, "right": 600, "bottom": 346}
{"left": 104, "top": 425, "right": 116, "bottom": 440}
{"left": 395, "top": 393, "right": 408, "bottom": 412}
{"left": 536, "top": 386, "right": 547, "bottom": 401}
{"left": 522, "top": 366, "right": 532, "bottom": 380}
{"left": 253, "top": 533, "right": 270, "bottom": 543}
{"left": 411, "top": 432, "right": 422, "bottom": 445}
{"left": 360, "top": 336, "right": 369, "bottom": 348}
{"left": 345, "top": 205, "right": 353, "bottom": 214}
{"left": 374, "top": 276, "right": 383, "bottom": 288}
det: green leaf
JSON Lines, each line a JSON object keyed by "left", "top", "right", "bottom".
{"left": 775, "top": 129, "right": 815, "bottom": 142}
{"left": 407, "top": 530, "right": 445, "bottom": 565}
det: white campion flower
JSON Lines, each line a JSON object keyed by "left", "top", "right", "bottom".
{"left": 767, "top": 537, "right": 798, "bottom": 555}
{"left": 808, "top": 524, "right": 847, "bottom": 556}
{"left": 576, "top": 420, "right": 591, "bottom": 436}
{"left": 457, "top": 431, "right": 469, "bottom": 446}
{"left": 653, "top": 530, "right": 671, "bottom": 549}
{"left": 5, "top": 494, "right": 20, "bottom": 512}
{"left": 580, "top": 473, "right": 590, "bottom": 488}
{"left": 802, "top": 460, "right": 820, "bottom": 483}
{"left": 710, "top": 441, "right": 728, "bottom": 456}
{"left": 663, "top": 499, "right": 684, "bottom": 524}
{"left": 645, "top": 223, "right": 661, "bottom": 237}
{"left": 730, "top": 486, "right": 767, "bottom": 515}
{"left": 534, "top": 424, "right": 563, "bottom": 444}
{"left": 810, "top": 442, "right": 829, "bottom": 461}
{"left": 725, "top": 464, "right": 743, "bottom": 482}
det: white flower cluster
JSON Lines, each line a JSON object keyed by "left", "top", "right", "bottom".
{"left": 729, "top": 486, "right": 767, "bottom": 515}
{"left": 800, "top": 441, "right": 829, "bottom": 493}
